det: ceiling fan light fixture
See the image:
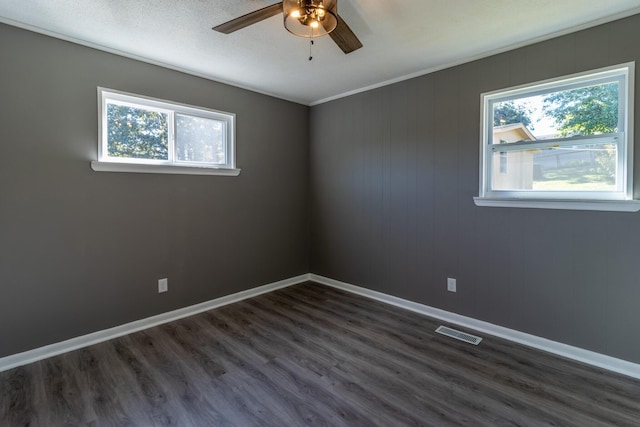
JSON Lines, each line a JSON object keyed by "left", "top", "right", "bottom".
{"left": 283, "top": 0, "right": 338, "bottom": 38}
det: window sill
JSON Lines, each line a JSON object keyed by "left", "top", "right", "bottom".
{"left": 91, "top": 161, "right": 241, "bottom": 176}
{"left": 473, "top": 197, "right": 640, "bottom": 212}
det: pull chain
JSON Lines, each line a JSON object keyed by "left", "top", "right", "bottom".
{"left": 309, "top": 27, "right": 314, "bottom": 61}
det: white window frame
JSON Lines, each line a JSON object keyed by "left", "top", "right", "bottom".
{"left": 475, "top": 62, "right": 640, "bottom": 212}
{"left": 91, "top": 88, "right": 240, "bottom": 176}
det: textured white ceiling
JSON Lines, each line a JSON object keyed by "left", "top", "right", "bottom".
{"left": 1, "top": 0, "right": 640, "bottom": 105}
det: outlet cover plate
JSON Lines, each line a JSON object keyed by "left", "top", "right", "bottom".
{"left": 158, "top": 278, "right": 168, "bottom": 293}
{"left": 447, "top": 277, "right": 456, "bottom": 292}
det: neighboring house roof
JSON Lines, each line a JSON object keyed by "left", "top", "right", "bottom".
{"left": 493, "top": 123, "right": 536, "bottom": 142}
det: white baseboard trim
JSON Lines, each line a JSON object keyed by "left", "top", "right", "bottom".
{"left": 5, "top": 272, "right": 639, "bottom": 380}
{"left": 309, "top": 274, "right": 640, "bottom": 380}
{"left": 0, "top": 274, "right": 310, "bottom": 373}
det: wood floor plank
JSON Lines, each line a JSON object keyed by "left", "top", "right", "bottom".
{"left": 286, "top": 283, "right": 640, "bottom": 425}
{"left": 1, "top": 281, "right": 639, "bottom": 426}
{"left": 215, "top": 304, "right": 397, "bottom": 426}
{"left": 239, "top": 296, "right": 480, "bottom": 425}
{"left": 195, "top": 312, "right": 343, "bottom": 426}
{"left": 156, "top": 320, "right": 273, "bottom": 426}
{"left": 68, "top": 345, "right": 135, "bottom": 426}
{"left": 110, "top": 336, "right": 194, "bottom": 426}
{"left": 253, "top": 289, "right": 574, "bottom": 426}
{"left": 279, "top": 293, "right": 595, "bottom": 423}
{"left": 0, "top": 367, "right": 36, "bottom": 426}
{"left": 126, "top": 330, "right": 230, "bottom": 426}
{"left": 40, "top": 355, "right": 89, "bottom": 426}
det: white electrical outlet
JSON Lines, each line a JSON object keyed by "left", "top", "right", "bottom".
{"left": 158, "top": 278, "right": 168, "bottom": 293}
{"left": 447, "top": 277, "right": 457, "bottom": 292}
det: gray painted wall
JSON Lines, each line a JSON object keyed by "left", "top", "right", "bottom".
{"left": 0, "top": 23, "right": 309, "bottom": 358}
{"left": 310, "top": 14, "right": 640, "bottom": 364}
{"left": 3, "top": 13, "right": 640, "bottom": 366}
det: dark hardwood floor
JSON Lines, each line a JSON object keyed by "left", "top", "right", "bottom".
{"left": 2, "top": 282, "right": 639, "bottom": 426}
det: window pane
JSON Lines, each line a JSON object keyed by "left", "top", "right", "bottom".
{"left": 107, "top": 103, "right": 168, "bottom": 160}
{"left": 492, "top": 143, "right": 617, "bottom": 191}
{"left": 492, "top": 81, "right": 619, "bottom": 145}
{"left": 176, "top": 114, "right": 225, "bottom": 164}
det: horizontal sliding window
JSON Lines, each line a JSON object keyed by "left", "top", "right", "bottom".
{"left": 94, "top": 88, "right": 237, "bottom": 175}
{"left": 477, "top": 63, "right": 635, "bottom": 206}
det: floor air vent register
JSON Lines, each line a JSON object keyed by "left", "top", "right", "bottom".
{"left": 435, "top": 325, "right": 483, "bottom": 345}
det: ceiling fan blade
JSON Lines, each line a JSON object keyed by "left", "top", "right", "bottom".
{"left": 213, "top": 2, "right": 283, "bottom": 34}
{"left": 329, "top": 14, "right": 363, "bottom": 54}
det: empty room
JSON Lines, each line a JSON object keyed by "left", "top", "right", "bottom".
{"left": 2, "top": 0, "right": 640, "bottom": 425}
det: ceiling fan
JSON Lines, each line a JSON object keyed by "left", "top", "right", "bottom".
{"left": 212, "top": 0, "right": 363, "bottom": 54}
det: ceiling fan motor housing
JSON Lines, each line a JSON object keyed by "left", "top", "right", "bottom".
{"left": 283, "top": 0, "right": 338, "bottom": 37}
